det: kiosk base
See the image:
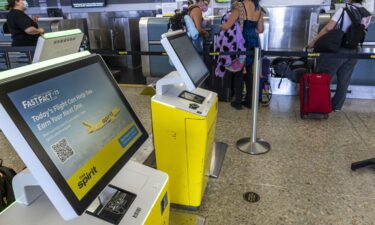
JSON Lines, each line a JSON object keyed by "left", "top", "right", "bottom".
{"left": 0, "top": 161, "right": 170, "bottom": 225}
{"left": 152, "top": 86, "right": 218, "bottom": 209}
{"left": 209, "top": 142, "right": 227, "bottom": 179}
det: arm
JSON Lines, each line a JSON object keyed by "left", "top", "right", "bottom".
{"left": 190, "top": 8, "right": 209, "bottom": 38}
{"left": 256, "top": 12, "right": 264, "bottom": 33}
{"left": 307, "top": 20, "right": 337, "bottom": 48}
{"left": 362, "top": 16, "right": 372, "bottom": 30}
{"left": 220, "top": 9, "right": 239, "bottom": 31}
{"left": 24, "top": 26, "right": 44, "bottom": 35}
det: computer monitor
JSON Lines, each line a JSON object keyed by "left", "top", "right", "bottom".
{"left": 160, "top": 31, "right": 210, "bottom": 91}
{"left": 47, "top": 8, "right": 64, "bottom": 17}
{"left": 0, "top": 52, "right": 148, "bottom": 220}
{"left": 32, "top": 29, "right": 84, "bottom": 63}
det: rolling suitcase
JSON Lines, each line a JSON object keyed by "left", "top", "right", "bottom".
{"left": 299, "top": 73, "right": 332, "bottom": 119}
{"left": 207, "top": 70, "right": 233, "bottom": 102}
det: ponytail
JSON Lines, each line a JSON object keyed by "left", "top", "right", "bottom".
{"left": 6, "top": 0, "right": 16, "bottom": 10}
{"left": 252, "top": 0, "right": 260, "bottom": 10}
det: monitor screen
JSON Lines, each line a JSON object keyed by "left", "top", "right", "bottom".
{"left": 0, "top": 54, "right": 148, "bottom": 216}
{"left": 33, "top": 29, "right": 84, "bottom": 63}
{"left": 166, "top": 33, "right": 209, "bottom": 88}
{"left": 71, "top": 0, "right": 106, "bottom": 8}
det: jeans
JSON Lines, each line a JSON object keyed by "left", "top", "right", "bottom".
{"left": 316, "top": 48, "right": 358, "bottom": 110}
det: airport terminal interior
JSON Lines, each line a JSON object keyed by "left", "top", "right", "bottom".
{"left": 1, "top": 0, "right": 375, "bottom": 225}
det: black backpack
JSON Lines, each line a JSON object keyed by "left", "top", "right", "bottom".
{"left": 342, "top": 5, "right": 370, "bottom": 49}
{"left": 168, "top": 12, "right": 186, "bottom": 31}
{"left": 270, "top": 57, "right": 310, "bottom": 83}
{"left": 0, "top": 159, "right": 16, "bottom": 212}
{"left": 167, "top": 6, "right": 199, "bottom": 31}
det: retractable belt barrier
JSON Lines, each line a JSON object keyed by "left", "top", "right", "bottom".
{"left": 91, "top": 49, "right": 375, "bottom": 60}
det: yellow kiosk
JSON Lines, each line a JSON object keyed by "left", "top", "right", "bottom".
{"left": 0, "top": 52, "right": 169, "bottom": 225}
{"left": 151, "top": 31, "right": 225, "bottom": 209}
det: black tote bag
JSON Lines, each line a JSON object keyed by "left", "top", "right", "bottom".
{"left": 314, "top": 10, "right": 345, "bottom": 53}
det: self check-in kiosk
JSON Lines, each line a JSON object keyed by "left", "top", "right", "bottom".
{"left": 151, "top": 31, "right": 219, "bottom": 209}
{"left": 32, "top": 29, "right": 84, "bottom": 63}
{"left": 0, "top": 52, "right": 170, "bottom": 225}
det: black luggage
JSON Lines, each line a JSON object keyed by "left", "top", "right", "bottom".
{"left": 210, "top": 70, "right": 233, "bottom": 102}
{"left": 0, "top": 159, "right": 16, "bottom": 212}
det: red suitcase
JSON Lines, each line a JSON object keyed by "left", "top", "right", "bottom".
{"left": 300, "top": 73, "right": 332, "bottom": 119}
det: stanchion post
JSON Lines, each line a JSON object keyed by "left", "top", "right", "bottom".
{"left": 236, "top": 47, "right": 271, "bottom": 155}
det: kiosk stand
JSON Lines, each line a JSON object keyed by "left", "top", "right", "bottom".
{"left": 1, "top": 162, "right": 169, "bottom": 225}
{"left": 151, "top": 31, "right": 226, "bottom": 209}
{"left": 0, "top": 52, "right": 170, "bottom": 225}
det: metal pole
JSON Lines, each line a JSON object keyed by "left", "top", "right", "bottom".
{"left": 251, "top": 48, "right": 260, "bottom": 143}
{"left": 236, "top": 47, "right": 271, "bottom": 155}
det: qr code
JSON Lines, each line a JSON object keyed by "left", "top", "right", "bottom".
{"left": 51, "top": 138, "right": 75, "bottom": 163}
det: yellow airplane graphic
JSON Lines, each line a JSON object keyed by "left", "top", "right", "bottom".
{"left": 82, "top": 107, "right": 121, "bottom": 133}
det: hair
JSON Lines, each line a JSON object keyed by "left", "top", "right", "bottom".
{"left": 252, "top": 0, "right": 260, "bottom": 10}
{"left": 351, "top": 0, "right": 364, "bottom": 3}
{"left": 236, "top": 0, "right": 260, "bottom": 10}
{"left": 6, "top": 0, "right": 17, "bottom": 10}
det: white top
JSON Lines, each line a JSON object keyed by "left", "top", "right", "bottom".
{"left": 332, "top": 3, "right": 372, "bottom": 32}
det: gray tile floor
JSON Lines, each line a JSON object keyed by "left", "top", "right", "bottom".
{"left": 1, "top": 87, "right": 375, "bottom": 225}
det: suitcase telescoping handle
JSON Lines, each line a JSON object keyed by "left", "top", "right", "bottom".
{"left": 304, "top": 76, "right": 309, "bottom": 105}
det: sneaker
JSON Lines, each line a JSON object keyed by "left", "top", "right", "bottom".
{"left": 231, "top": 102, "right": 242, "bottom": 110}
{"left": 241, "top": 101, "right": 251, "bottom": 109}
{"left": 333, "top": 109, "right": 341, "bottom": 112}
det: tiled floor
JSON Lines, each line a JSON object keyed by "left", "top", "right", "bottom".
{"left": 1, "top": 87, "right": 375, "bottom": 225}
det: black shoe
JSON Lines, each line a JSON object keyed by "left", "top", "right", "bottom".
{"left": 242, "top": 101, "right": 251, "bottom": 109}
{"left": 231, "top": 102, "right": 242, "bottom": 110}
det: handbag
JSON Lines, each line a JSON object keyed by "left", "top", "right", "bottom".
{"left": 314, "top": 9, "right": 345, "bottom": 53}
{"left": 225, "top": 57, "right": 245, "bottom": 72}
{"left": 184, "top": 15, "right": 199, "bottom": 40}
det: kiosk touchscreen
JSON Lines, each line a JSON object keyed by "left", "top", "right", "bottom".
{"left": 32, "top": 29, "right": 84, "bottom": 63}
{"left": 159, "top": 31, "right": 209, "bottom": 92}
{"left": 0, "top": 52, "right": 170, "bottom": 225}
{"left": 152, "top": 31, "right": 221, "bottom": 209}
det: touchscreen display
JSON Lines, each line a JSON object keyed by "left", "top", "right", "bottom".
{"left": 7, "top": 62, "right": 142, "bottom": 200}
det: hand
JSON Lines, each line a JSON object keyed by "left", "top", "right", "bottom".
{"left": 307, "top": 42, "right": 314, "bottom": 49}
{"left": 38, "top": 28, "right": 45, "bottom": 34}
{"left": 32, "top": 16, "right": 39, "bottom": 23}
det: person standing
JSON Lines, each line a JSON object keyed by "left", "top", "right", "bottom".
{"left": 221, "top": 0, "right": 264, "bottom": 110}
{"left": 308, "top": 0, "right": 371, "bottom": 111}
{"left": 188, "top": 0, "right": 210, "bottom": 52}
{"left": 6, "top": 0, "right": 44, "bottom": 46}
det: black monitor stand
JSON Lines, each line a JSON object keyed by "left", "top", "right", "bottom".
{"left": 351, "top": 158, "right": 375, "bottom": 171}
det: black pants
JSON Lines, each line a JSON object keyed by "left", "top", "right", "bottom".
{"left": 316, "top": 48, "right": 358, "bottom": 110}
{"left": 233, "top": 64, "right": 253, "bottom": 104}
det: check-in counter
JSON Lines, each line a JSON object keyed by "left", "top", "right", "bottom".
{"left": 0, "top": 17, "right": 63, "bottom": 46}
{"left": 139, "top": 17, "right": 175, "bottom": 79}
{"left": 0, "top": 17, "right": 89, "bottom": 72}
{"left": 139, "top": 16, "right": 269, "bottom": 80}
{"left": 140, "top": 16, "right": 230, "bottom": 79}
